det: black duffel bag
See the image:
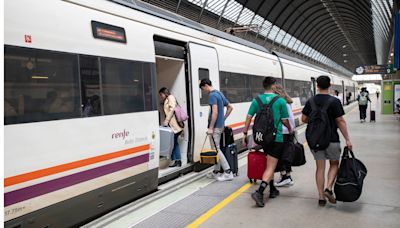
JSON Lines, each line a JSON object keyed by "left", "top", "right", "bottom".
{"left": 275, "top": 135, "right": 305, "bottom": 172}
{"left": 334, "top": 147, "right": 367, "bottom": 202}
{"left": 291, "top": 135, "right": 306, "bottom": 167}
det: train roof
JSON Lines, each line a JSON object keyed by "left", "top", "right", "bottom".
{"left": 110, "top": 0, "right": 269, "bottom": 53}
{"left": 109, "top": 0, "right": 350, "bottom": 79}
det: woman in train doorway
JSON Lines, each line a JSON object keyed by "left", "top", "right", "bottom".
{"left": 159, "top": 87, "right": 183, "bottom": 167}
{"left": 272, "top": 84, "right": 296, "bottom": 187}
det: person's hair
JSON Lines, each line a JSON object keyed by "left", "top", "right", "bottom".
{"left": 262, "top": 76, "right": 277, "bottom": 90}
{"left": 199, "top": 79, "right": 212, "bottom": 88}
{"left": 272, "top": 84, "right": 293, "bottom": 104}
{"left": 334, "top": 90, "right": 339, "bottom": 96}
{"left": 316, "top": 75, "right": 331, "bottom": 89}
{"left": 159, "top": 87, "right": 171, "bottom": 96}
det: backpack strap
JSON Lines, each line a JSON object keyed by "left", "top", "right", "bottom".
{"left": 267, "top": 95, "right": 280, "bottom": 108}
{"left": 255, "top": 96, "right": 265, "bottom": 109}
{"left": 309, "top": 97, "right": 319, "bottom": 112}
{"left": 256, "top": 95, "right": 280, "bottom": 110}
{"left": 322, "top": 96, "right": 335, "bottom": 111}
{"left": 309, "top": 96, "right": 334, "bottom": 112}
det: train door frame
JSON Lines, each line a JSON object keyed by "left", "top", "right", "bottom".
{"left": 153, "top": 36, "right": 194, "bottom": 182}
{"left": 186, "top": 42, "right": 220, "bottom": 170}
{"left": 342, "top": 80, "right": 345, "bottom": 104}
{"left": 311, "top": 77, "right": 316, "bottom": 96}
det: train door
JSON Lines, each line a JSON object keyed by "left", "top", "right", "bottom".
{"left": 154, "top": 38, "right": 191, "bottom": 178}
{"left": 311, "top": 77, "right": 316, "bottom": 96}
{"left": 187, "top": 42, "right": 219, "bottom": 164}
{"left": 341, "top": 80, "right": 345, "bottom": 104}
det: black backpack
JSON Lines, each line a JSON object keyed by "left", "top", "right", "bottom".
{"left": 334, "top": 147, "right": 367, "bottom": 202}
{"left": 252, "top": 96, "right": 280, "bottom": 147}
{"left": 305, "top": 96, "right": 334, "bottom": 150}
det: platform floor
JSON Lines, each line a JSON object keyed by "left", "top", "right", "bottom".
{"left": 91, "top": 98, "right": 400, "bottom": 228}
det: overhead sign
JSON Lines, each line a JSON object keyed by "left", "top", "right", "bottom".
{"left": 355, "top": 64, "right": 397, "bottom": 75}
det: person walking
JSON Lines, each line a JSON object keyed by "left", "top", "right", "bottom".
{"left": 159, "top": 87, "right": 183, "bottom": 167}
{"left": 302, "top": 75, "right": 353, "bottom": 206}
{"left": 242, "top": 77, "right": 293, "bottom": 207}
{"left": 199, "top": 79, "right": 234, "bottom": 181}
{"left": 272, "top": 84, "right": 296, "bottom": 187}
{"left": 332, "top": 90, "right": 342, "bottom": 105}
{"left": 357, "top": 87, "right": 371, "bottom": 123}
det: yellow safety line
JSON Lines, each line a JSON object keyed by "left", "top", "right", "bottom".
{"left": 186, "top": 183, "right": 252, "bottom": 228}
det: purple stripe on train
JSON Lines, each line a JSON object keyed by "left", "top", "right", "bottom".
{"left": 5, "top": 153, "right": 149, "bottom": 207}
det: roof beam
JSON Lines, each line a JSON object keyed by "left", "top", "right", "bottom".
{"left": 321, "top": 0, "right": 367, "bottom": 64}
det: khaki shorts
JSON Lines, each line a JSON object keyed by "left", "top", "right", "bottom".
{"left": 311, "top": 143, "right": 341, "bottom": 160}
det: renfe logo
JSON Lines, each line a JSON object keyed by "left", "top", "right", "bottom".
{"left": 112, "top": 129, "right": 130, "bottom": 140}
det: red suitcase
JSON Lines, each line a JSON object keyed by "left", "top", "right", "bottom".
{"left": 247, "top": 150, "right": 267, "bottom": 183}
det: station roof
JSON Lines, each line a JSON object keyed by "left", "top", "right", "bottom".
{"left": 233, "top": 0, "right": 394, "bottom": 72}
{"left": 122, "top": 0, "right": 395, "bottom": 77}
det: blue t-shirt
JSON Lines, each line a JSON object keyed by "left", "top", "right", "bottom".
{"left": 208, "top": 90, "right": 229, "bottom": 128}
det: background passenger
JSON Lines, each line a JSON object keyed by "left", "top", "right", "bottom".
{"left": 357, "top": 87, "right": 371, "bottom": 123}
{"left": 199, "top": 79, "right": 234, "bottom": 181}
{"left": 272, "top": 84, "right": 296, "bottom": 187}
{"left": 332, "top": 90, "right": 342, "bottom": 104}
{"left": 159, "top": 87, "right": 183, "bottom": 167}
{"left": 83, "top": 95, "right": 101, "bottom": 117}
{"left": 302, "top": 75, "right": 352, "bottom": 206}
{"left": 243, "top": 77, "right": 293, "bottom": 207}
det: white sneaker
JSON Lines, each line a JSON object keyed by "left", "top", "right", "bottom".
{"left": 275, "top": 176, "right": 294, "bottom": 187}
{"left": 206, "top": 172, "right": 220, "bottom": 179}
{"left": 217, "top": 172, "right": 234, "bottom": 181}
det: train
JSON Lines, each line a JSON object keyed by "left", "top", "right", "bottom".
{"left": 4, "top": 0, "right": 358, "bottom": 227}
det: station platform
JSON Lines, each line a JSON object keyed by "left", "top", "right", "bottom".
{"left": 84, "top": 98, "right": 400, "bottom": 228}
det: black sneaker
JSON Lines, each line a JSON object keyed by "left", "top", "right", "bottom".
{"left": 275, "top": 175, "right": 292, "bottom": 187}
{"left": 251, "top": 191, "right": 265, "bottom": 207}
{"left": 319, "top": 199, "right": 327, "bottom": 206}
{"left": 269, "top": 188, "right": 280, "bottom": 198}
{"left": 324, "top": 188, "right": 337, "bottom": 204}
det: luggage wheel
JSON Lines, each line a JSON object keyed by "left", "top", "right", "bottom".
{"left": 249, "top": 179, "right": 257, "bottom": 184}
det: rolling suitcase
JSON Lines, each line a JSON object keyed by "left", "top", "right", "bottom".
{"left": 220, "top": 126, "right": 234, "bottom": 147}
{"left": 159, "top": 126, "right": 174, "bottom": 158}
{"left": 370, "top": 109, "right": 376, "bottom": 122}
{"left": 221, "top": 144, "right": 238, "bottom": 176}
{"left": 247, "top": 150, "right": 267, "bottom": 183}
{"left": 220, "top": 127, "right": 238, "bottom": 176}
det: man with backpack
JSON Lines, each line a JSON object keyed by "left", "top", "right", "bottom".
{"left": 302, "top": 75, "right": 353, "bottom": 206}
{"left": 357, "top": 87, "right": 371, "bottom": 123}
{"left": 199, "top": 79, "right": 234, "bottom": 181}
{"left": 242, "top": 77, "right": 294, "bottom": 207}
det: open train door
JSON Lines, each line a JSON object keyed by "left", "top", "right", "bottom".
{"left": 187, "top": 42, "right": 219, "bottom": 165}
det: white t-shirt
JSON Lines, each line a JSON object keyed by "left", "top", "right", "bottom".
{"left": 282, "top": 103, "right": 295, "bottom": 134}
{"left": 333, "top": 95, "right": 342, "bottom": 105}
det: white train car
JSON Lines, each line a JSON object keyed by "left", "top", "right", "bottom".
{"left": 4, "top": 0, "right": 357, "bottom": 227}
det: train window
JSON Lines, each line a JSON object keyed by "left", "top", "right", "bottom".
{"left": 220, "top": 72, "right": 251, "bottom": 103}
{"left": 101, "top": 58, "right": 148, "bottom": 114}
{"left": 4, "top": 46, "right": 80, "bottom": 125}
{"left": 199, "top": 68, "right": 209, "bottom": 106}
{"left": 285, "top": 79, "right": 312, "bottom": 105}
{"left": 249, "top": 75, "right": 265, "bottom": 98}
{"left": 80, "top": 56, "right": 102, "bottom": 117}
{"left": 143, "top": 62, "right": 156, "bottom": 111}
